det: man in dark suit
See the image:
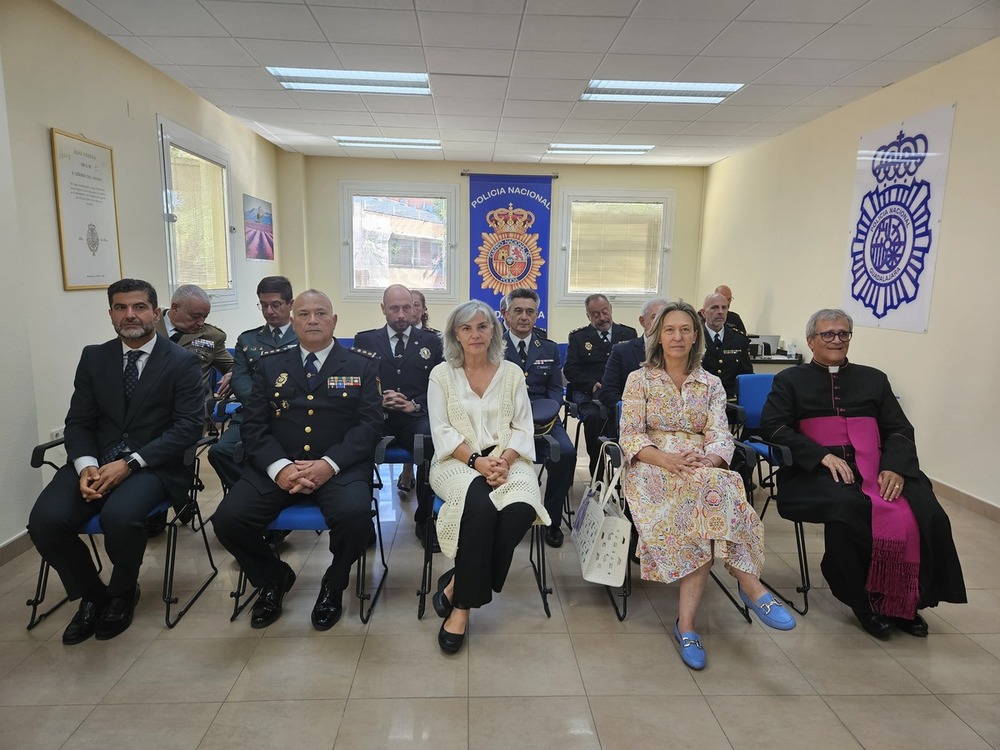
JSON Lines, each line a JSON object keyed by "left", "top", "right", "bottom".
{"left": 701, "top": 291, "right": 753, "bottom": 400}
{"left": 212, "top": 290, "right": 384, "bottom": 630}
{"left": 564, "top": 294, "right": 638, "bottom": 475}
{"left": 597, "top": 297, "right": 669, "bottom": 436}
{"left": 28, "top": 279, "right": 204, "bottom": 644}
{"left": 715, "top": 284, "right": 748, "bottom": 336}
{"left": 208, "top": 276, "right": 297, "bottom": 491}
{"left": 353, "top": 284, "right": 443, "bottom": 547}
{"left": 155, "top": 283, "right": 234, "bottom": 395}
{"left": 502, "top": 288, "right": 575, "bottom": 547}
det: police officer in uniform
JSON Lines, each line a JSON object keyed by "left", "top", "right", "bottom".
{"left": 502, "top": 288, "right": 575, "bottom": 548}
{"left": 563, "top": 294, "right": 638, "bottom": 475}
{"left": 354, "top": 284, "right": 443, "bottom": 547}
{"left": 156, "top": 283, "right": 234, "bottom": 395}
{"left": 208, "top": 276, "right": 297, "bottom": 491}
{"left": 212, "top": 290, "right": 384, "bottom": 631}
{"left": 701, "top": 291, "right": 753, "bottom": 400}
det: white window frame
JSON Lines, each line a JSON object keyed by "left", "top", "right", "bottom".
{"left": 555, "top": 187, "right": 674, "bottom": 306}
{"left": 157, "top": 116, "right": 237, "bottom": 310}
{"left": 339, "top": 180, "right": 459, "bottom": 303}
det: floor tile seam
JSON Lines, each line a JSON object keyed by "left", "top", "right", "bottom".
{"left": 698, "top": 694, "right": 744, "bottom": 749}
{"left": 56, "top": 703, "right": 100, "bottom": 750}
{"left": 814, "top": 693, "right": 874, "bottom": 748}
{"left": 874, "top": 630, "right": 1000, "bottom": 689}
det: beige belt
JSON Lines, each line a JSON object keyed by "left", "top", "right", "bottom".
{"left": 660, "top": 430, "right": 705, "bottom": 444}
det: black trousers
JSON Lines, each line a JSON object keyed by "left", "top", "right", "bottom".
{"left": 536, "top": 422, "right": 575, "bottom": 527}
{"left": 576, "top": 397, "right": 609, "bottom": 477}
{"left": 451, "top": 477, "right": 536, "bottom": 609}
{"left": 212, "top": 477, "right": 372, "bottom": 591}
{"left": 28, "top": 464, "right": 167, "bottom": 600}
{"left": 386, "top": 412, "right": 434, "bottom": 525}
{"left": 207, "top": 417, "right": 243, "bottom": 492}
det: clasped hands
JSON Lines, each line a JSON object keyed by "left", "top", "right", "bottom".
{"left": 276, "top": 459, "right": 335, "bottom": 494}
{"left": 474, "top": 455, "right": 510, "bottom": 487}
{"left": 79, "top": 460, "right": 130, "bottom": 501}
{"left": 382, "top": 389, "right": 416, "bottom": 413}
{"left": 820, "top": 454, "right": 904, "bottom": 501}
{"left": 659, "top": 450, "right": 719, "bottom": 476}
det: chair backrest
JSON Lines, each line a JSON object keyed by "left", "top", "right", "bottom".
{"left": 736, "top": 373, "right": 775, "bottom": 431}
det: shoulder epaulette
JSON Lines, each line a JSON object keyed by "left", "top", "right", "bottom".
{"left": 203, "top": 322, "right": 226, "bottom": 337}
{"left": 350, "top": 346, "right": 378, "bottom": 359}
{"left": 532, "top": 325, "right": 549, "bottom": 339}
{"left": 568, "top": 325, "right": 588, "bottom": 335}
{"left": 423, "top": 326, "right": 440, "bottom": 334}
{"left": 261, "top": 342, "right": 297, "bottom": 357}
{"left": 239, "top": 324, "right": 266, "bottom": 338}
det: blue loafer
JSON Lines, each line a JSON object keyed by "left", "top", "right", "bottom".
{"left": 673, "top": 620, "right": 706, "bottom": 670}
{"left": 740, "top": 589, "right": 796, "bottom": 631}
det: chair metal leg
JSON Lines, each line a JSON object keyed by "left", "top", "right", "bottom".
{"left": 529, "top": 525, "right": 552, "bottom": 618}
{"left": 26, "top": 534, "right": 102, "bottom": 630}
{"left": 761, "top": 520, "right": 811, "bottom": 615}
{"left": 356, "top": 499, "right": 389, "bottom": 624}
{"left": 230, "top": 568, "right": 259, "bottom": 621}
{"left": 416, "top": 516, "right": 435, "bottom": 619}
{"left": 163, "top": 501, "right": 219, "bottom": 628}
{"left": 604, "top": 557, "right": 632, "bottom": 622}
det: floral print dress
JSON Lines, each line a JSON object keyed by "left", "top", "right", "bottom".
{"left": 620, "top": 366, "right": 765, "bottom": 583}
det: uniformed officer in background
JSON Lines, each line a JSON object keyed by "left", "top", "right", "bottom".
{"left": 208, "top": 276, "right": 297, "bottom": 491}
{"left": 502, "top": 287, "right": 575, "bottom": 548}
{"left": 701, "top": 291, "right": 753, "bottom": 400}
{"left": 212, "top": 290, "right": 384, "bottom": 631}
{"left": 156, "top": 283, "right": 234, "bottom": 396}
{"left": 354, "top": 284, "right": 443, "bottom": 548}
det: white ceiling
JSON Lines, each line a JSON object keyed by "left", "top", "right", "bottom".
{"left": 54, "top": 0, "right": 1000, "bottom": 165}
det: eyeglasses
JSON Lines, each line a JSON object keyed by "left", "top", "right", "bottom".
{"left": 257, "top": 301, "right": 288, "bottom": 311}
{"left": 815, "top": 330, "right": 853, "bottom": 342}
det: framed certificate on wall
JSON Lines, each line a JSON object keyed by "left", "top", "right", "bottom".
{"left": 51, "top": 129, "right": 123, "bottom": 290}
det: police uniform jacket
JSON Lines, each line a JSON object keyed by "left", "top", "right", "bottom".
{"left": 352, "top": 325, "right": 443, "bottom": 416}
{"left": 598, "top": 336, "right": 646, "bottom": 415}
{"left": 503, "top": 331, "right": 563, "bottom": 402}
{"left": 563, "top": 322, "right": 638, "bottom": 399}
{"left": 701, "top": 324, "right": 753, "bottom": 399}
{"left": 726, "top": 310, "right": 747, "bottom": 336}
{"left": 155, "top": 317, "right": 234, "bottom": 389}
{"left": 240, "top": 341, "right": 384, "bottom": 493}
{"left": 231, "top": 324, "right": 299, "bottom": 404}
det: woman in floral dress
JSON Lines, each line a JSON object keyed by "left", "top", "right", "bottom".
{"left": 620, "top": 301, "right": 795, "bottom": 669}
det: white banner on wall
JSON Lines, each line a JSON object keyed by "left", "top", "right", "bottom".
{"left": 842, "top": 103, "right": 955, "bottom": 333}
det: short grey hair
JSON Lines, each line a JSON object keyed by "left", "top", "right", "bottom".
{"left": 641, "top": 296, "right": 670, "bottom": 318}
{"left": 806, "top": 308, "right": 853, "bottom": 338}
{"left": 442, "top": 300, "right": 505, "bottom": 367}
{"left": 644, "top": 300, "right": 704, "bottom": 374}
{"left": 507, "top": 287, "right": 540, "bottom": 307}
{"left": 585, "top": 293, "right": 610, "bottom": 309}
{"left": 171, "top": 284, "right": 211, "bottom": 305}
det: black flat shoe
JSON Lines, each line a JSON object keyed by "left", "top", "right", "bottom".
{"left": 438, "top": 620, "right": 466, "bottom": 654}
{"left": 894, "top": 613, "right": 929, "bottom": 637}
{"left": 433, "top": 568, "right": 455, "bottom": 619}
{"left": 63, "top": 599, "right": 104, "bottom": 645}
{"left": 251, "top": 565, "right": 296, "bottom": 629}
{"left": 95, "top": 584, "right": 140, "bottom": 641}
{"left": 544, "top": 525, "right": 564, "bottom": 548}
{"left": 311, "top": 576, "right": 343, "bottom": 631}
{"left": 853, "top": 608, "right": 894, "bottom": 639}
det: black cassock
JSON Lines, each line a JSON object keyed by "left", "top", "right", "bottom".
{"left": 761, "top": 360, "right": 966, "bottom": 612}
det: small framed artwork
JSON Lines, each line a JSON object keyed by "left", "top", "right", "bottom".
{"left": 243, "top": 194, "right": 274, "bottom": 261}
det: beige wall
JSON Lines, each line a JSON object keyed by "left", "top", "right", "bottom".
{"left": 0, "top": 0, "right": 281, "bottom": 545}
{"left": 699, "top": 38, "right": 1000, "bottom": 508}
{"left": 291, "top": 157, "right": 706, "bottom": 341}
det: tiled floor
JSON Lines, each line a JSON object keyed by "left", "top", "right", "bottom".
{"left": 1, "top": 454, "right": 999, "bottom": 749}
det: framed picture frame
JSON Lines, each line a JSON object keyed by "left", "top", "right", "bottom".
{"left": 243, "top": 194, "right": 274, "bottom": 261}
{"left": 50, "top": 129, "right": 123, "bottom": 290}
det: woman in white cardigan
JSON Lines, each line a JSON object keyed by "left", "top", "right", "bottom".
{"left": 427, "top": 300, "right": 550, "bottom": 654}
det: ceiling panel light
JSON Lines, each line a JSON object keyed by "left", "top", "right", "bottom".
{"left": 582, "top": 79, "right": 742, "bottom": 104}
{"left": 547, "top": 143, "right": 654, "bottom": 156}
{"left": 268, "top": 67, "right": 430, "bottom": 95}
{"left": 334, "top": 136, "right": 441, "bottom": 150}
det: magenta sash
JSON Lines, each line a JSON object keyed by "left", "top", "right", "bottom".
{"left": 799, "top": 416, "right": 920, "bottom": 618}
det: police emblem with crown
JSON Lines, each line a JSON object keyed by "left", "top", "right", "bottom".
{"left": 475, "top": 202, "right": 545, "bottom": 297}
{"left": 850, "top": 130, "right": 933, "bottom": 319}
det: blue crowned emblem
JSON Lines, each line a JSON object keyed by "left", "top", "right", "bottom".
{"left": 849, "top": 130, "right": 933, "bottom": 318}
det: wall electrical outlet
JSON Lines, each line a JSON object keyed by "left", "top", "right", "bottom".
{"left": 50, "top": 427, "right": 64, "bottom": 440}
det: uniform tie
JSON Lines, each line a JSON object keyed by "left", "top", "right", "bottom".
{"left": 272, "top": 327, "right": 281, "bottom": 345}
{"left": 304, "top": 352, "right": 319, "bottom": 388}
{"left": 600, "top": 330, "right": 610, "bottom": 345}
{"left": 394, "top": 333, "right": 405, "bottom": 358}
{"left": 714, "top": 333, "right": 722, "bottom": 347}
{"left": 518, "top": 339, "right": 527, "bottom": 366}
{"left": 169, "top": 330, "right": 184, "bottom": 343}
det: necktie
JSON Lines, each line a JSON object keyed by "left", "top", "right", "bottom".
{"left": 600, "top": 331, "right": 610, "bottom": 345}
{"left": 714, "top": 333, "right": 722, "bottom": 347}
{"left": 304, "top": 352, "right": 319, "bottom": 384}
{"left": 272, "top": 327, "right": 281, "bottom": 345}
{"left": 101, "top": 350, "right": 142, "bottom": 465}
{"left": 169, "top": 330, "right": 184, "bottom": 343}
{"left": 394, "top": 333, "right": 405, "bottom": 358}
{"left": 518, "top": 339, "right": 527, "bottom": 366}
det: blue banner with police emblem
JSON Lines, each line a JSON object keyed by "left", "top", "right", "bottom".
{"left": 469, "top": 174, "right": 552, "bottom": 325}
{"left": 842, "top": 104, "right": 955, "bottom": 332}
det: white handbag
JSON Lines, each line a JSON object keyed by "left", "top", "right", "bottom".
{"left": 571, "top": 444, "right": 631, "bottom": 587}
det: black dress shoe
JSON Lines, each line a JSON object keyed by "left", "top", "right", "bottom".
{"left": 95, "top": 585, "right": 140, "bottom": 641}
{"left": 311, "top": 576, "right": 344, "bottom": 631}
{"left": 438, "top": 617, "right": 466, "bottom": 654}
{"left": 853, "top": 608, "right": 894, "bottom": 639}
{"left": 62, "top": 599, "right": 105, "bottom": 645}
{"left": 416, "top": 522, "right": 441, "bottom": 553}
{"left": 894, "top": 613, "right": 929, "bottom": 637}
{"left": 251, "top": 566, "right": 296, "bottom": 629}
{"left": 433, "top": 568, "right": 455, "bottom": 619}
{"left": 544, "top": 525, "right": 564, "bottom": 548}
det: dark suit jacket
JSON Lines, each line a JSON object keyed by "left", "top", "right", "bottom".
{"left": 726, "top": 310, "right": 747, "bottom": 336}
{"left": 352, "top": 326, "right": 443, "bottom": 412}
{"left": 598, "top": 336, "right": 646, "bottom": 416}
{"left": 63, "top": 334, "right": 205, "bottom": 501}
{"left": 241, "top": 342, "right": 385, "bottom": 492}
{"left": 231, "top": 324, "right": 298, "bottom": 403}
{"left": 563, "top": 322, "right": 638, "bottom": 399}
{"left": 503, "top": 331, "right": 563, "bottom": 402}
{"left": 701, "top": 325, "right": 753, "bottom": 399}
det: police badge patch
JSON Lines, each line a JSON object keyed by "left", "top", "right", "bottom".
{"left": 474, "top": 203, "right": 545, "bottom": 297}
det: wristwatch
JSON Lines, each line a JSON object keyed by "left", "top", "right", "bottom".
{"left": 126, "top": 457, "right": 142, "bottom": 474}
{"left": 467, "top": 452, "right": 481, "bottom": 468}
{"left": 411, "top": 401, "right": 421, "bottom": 413}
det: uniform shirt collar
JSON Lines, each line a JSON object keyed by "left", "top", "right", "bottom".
{"left": 301, "top": 340, "right": 335, "bottom": 368}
